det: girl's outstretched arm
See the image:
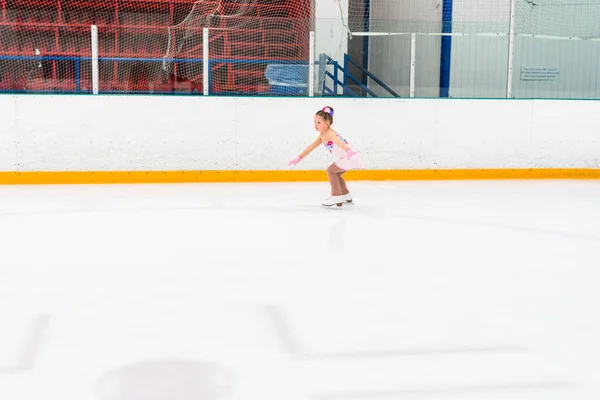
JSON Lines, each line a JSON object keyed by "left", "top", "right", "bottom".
{"left": 299, "top": 137, "right": 322, "bottom": 159}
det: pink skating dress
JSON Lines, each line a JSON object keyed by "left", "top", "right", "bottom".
{"left": 324, "top": 132, "right": 365, "bottom": 171}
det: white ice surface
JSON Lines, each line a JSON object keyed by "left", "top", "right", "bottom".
{"left": 1, "top": 180, "right": 600, "bottom": 400}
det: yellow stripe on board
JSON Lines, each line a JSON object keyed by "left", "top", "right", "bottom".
{"left": 0, "top": 169, "right": 599, "bottom": 185}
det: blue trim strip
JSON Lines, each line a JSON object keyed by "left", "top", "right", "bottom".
{"left": 75, "top": 59, "right": 80, "bottom": 92}
{"left": 440, "top": 0, "right": 452, "bottom": 98}
{"left": 207, "top": 60, "right": 212, "bottom": 95}
{"left": 0, "top": 55, "right": 308, "bottom": 95}
{"left": 0, "top": 55, "right": 306, "bottom": 65}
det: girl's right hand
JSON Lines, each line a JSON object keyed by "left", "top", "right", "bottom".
{"left": 346, "top": 148, "right": 358, "bottom": 159}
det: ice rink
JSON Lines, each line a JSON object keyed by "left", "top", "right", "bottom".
{"left": 1, "top": 179, "right": 600, "bottom": 400}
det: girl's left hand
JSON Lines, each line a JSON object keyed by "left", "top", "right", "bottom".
{"left": 288, "top": 156, "right": 302, "bottom": 166}
{"left": 346, "top": 148, "right": 358, "bottom": 159}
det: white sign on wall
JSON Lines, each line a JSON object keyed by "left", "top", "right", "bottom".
{"left": 520, "top": 67, "right": 560, "bottom": 81}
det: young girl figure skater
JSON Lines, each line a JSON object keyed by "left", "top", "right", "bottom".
{"left": 288, "top": 106, "right": 364, "bottom": 207}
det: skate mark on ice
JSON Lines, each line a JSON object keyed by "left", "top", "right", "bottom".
{"left": 350, "top": 205, "right": 600, "bottom": 243}
{"left": 264, "top": 305, "right": 304, "bottom": 359}
{"left": 309, "top": 380, "right": 578, "bottom": 399}
{"left": 0, "top": 314, "right": 51, "bottom": 373}
{"left": 299, "top": 345, "right": 528, "bottom": 360}
{"left": 387, "top": 212, "right": 600, "bottom": 243}
{"left": 0, "top": 203, "right": 323, "bottom": 218}
{"left": 265, "top": 305, "right": 527, "bottom": 361}
{"left": 4, "top": 195, "right": 595, "bottom": 243}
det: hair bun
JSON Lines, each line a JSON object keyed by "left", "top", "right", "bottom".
{"left": 322, "top": 106, "right": 334, "bottom": 116}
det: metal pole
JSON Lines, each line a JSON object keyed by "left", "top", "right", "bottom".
{"left": 410, "top": 33, "right": 416, "bottom": 98}
{"left": 91, "top": 25, "right": 99, "bottom": 94}
{"left": 506, "top": 0, "right": 517, "bottom": 98}
{"left": 308, "top": 31, "right": 315, "bottom": 97}
{"left": 203, "top": 27, "right": 209, "bottom": 95}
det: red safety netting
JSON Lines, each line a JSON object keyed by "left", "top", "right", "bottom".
{"left": 0, "top": 0, "right": 312, "bottom": 95}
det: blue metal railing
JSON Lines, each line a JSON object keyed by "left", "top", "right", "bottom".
{"left": 321, "top": 54, "right": 357, "bottom": 97}
{"left": 0, "top": 54, "right": 307, "bottom": 95}
{"left": 321, "top": 53, "right": 400, "bottom": 98}
{"left": 343, "top": 54, "right": 400, "bottom": 97}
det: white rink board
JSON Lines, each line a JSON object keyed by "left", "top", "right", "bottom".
{"left": 0, "top": 95, "right": 599, "bottom": 171}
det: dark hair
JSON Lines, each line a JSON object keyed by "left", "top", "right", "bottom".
{"left": 315, "top": 106, "right": 334, "bottom": 125}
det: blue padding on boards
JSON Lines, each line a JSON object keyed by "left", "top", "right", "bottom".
{"left": 439, "top": 0, "right": 452, "bottom": 98}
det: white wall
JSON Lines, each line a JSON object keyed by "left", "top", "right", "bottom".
{"left": 1, "top": 95, "right": 599, "bottom": 172}
{"left": 448, "top": 0, "right": 510, "bottom": 98}
{"left": 368, "top": 0, "right": 442, "bottom": 97}
{"left": 514, "top": 2, "right": 600, "bottom": 98}
{"left": 315, "top": 0, "right": 600, "bottom": 99}
{"left": 512, "top": 37, "right": 600, "bottom": 99}
{"left": 315, "top": 0, "right": 349, "bottom": 94}
{"left": 449, "top": 0, "right": 600, "bottom": 98}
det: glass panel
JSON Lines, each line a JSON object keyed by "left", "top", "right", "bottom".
{"left": 1, "top": 0, "right": 599, "bottom": 98}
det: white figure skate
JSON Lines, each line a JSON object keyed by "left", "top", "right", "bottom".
{"left": 340, "top": 193, "right": 353, "bottom": 203}
{"left": 322, "top": 194, "right": 354, "bottom": 207}
{"left": 322, "top": 195, "right": 345, "bottom": 207}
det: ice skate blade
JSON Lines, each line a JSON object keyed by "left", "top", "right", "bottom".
{"left": 322, "top": 202, "right": 344, "bottom": 208}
